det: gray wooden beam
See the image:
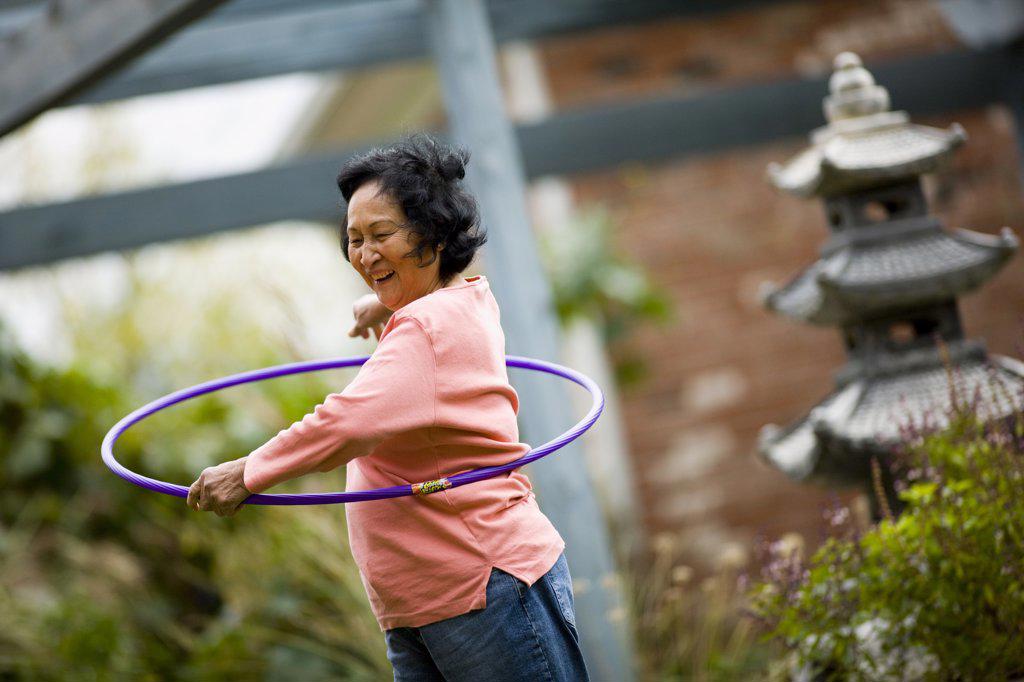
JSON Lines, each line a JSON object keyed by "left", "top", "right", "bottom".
{"left": 935, "top": 0, "right": 1024, "bottom": 48}
{"left": 0, "top": 0, "right": 358, "bottom": 36}
{"left": 0, "top": 0, "right": 231, "bottom": 137}
{"left": 0, "top": 47, "right": 1011, "bottom": 271}
{"left": 67, "top": 0, "right": 774, "bottom": 106}
{"left": 519, "top": 46, "right": 1012, "bottom": 178}
{"left": 424, "top": 0, "right": 635, "bottom": 678}
{"left": 0, "top": 147, "right": 359, "bottom": 269}
{"left": 0, "top": 2, "right": 40, "bottom": 38}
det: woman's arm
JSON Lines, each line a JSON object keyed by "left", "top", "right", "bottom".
{"left": 241, "top": 314, "right": 436, "bottom": 494}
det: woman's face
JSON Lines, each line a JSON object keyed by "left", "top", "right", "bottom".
{"left": 346, "top": 180, "right": 446, "bottom": 311}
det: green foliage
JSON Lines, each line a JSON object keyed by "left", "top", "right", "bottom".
{"left": 538, "top": 206, "right": 673, "bottom": 387}
{"left": 751, "top": 403, "right": 1024, "bottom": 680}
{"left": 0, "top": 253, "right": 388, "bottom": 679}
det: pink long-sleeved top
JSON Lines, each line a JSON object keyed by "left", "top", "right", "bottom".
{"left": 243, "top": 275, "right": 565, "bottom": 630}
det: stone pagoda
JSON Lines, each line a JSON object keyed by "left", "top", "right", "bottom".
{"left": 758, "top": 52, "right": 1022, "bottom": 493}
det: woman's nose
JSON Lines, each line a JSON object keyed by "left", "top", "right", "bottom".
{"left": 360, "top": 248, "right": 380, "bottom": 269}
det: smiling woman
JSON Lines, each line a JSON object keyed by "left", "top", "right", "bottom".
{"left": 338, "top": 133, "right": 487, "bottom": 312}
{"left": 188, "top": 133, "right": 590, "bottom": 682}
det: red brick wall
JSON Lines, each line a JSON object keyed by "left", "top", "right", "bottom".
{"left": 540, "top": 0, "right": 957, "bottom": 106}
{"left": 534, "top": 0, "right": 1024, "bottom": 568}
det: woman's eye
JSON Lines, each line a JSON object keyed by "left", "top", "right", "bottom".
{"left": 350, "top": 239, "right": 362, "bottom": 246}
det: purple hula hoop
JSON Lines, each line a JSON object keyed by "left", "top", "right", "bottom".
{"left": 101, "top": 355, "right": 603, "bottom": 505}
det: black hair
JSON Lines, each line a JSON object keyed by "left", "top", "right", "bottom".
{"left": 336, "top": 133, "right": 487, "bottom": 284}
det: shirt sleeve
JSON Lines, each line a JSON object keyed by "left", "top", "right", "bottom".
{"left": 243, "top": 314, "right": 436, "bottom": 494}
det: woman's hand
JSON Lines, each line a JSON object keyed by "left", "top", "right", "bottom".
{"left": 187, "top": 456, "right": 252, "bottom": 517}
{"left": 348, "top": 293, "right": 392, "bottom": 340}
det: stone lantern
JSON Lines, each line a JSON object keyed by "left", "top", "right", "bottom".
{"left": 757, "top": 52, "right": 1023, "bottom": 497}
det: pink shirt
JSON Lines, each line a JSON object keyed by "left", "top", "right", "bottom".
{"left": 243, "top": 275, "right": 565, "bottom": 630}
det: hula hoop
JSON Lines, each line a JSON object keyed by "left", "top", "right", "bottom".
{"left": 101, "top": 355, "right": 603, "bottom": 505}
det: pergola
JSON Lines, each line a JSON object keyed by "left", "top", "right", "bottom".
{"left": 2, "top": 1, "right": 1022, "bottom": 678}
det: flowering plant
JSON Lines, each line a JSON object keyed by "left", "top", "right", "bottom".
{"left": 750, "top": 376, "right": 1024, "bottom": 681}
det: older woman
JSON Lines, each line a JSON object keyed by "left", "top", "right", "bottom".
{"left": 186, "top": 134, "right": 590, "bottom": 681}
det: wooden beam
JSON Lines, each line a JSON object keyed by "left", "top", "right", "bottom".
{"left": 0, "top": 0, "right": 231, "bottom": 137}
{"left": 0, "top": 0, "right": 356, "bottom": 35}
{"left": 0, "top": 147, "right": 357, "bottom": 270}
{"left": 518, "top": 47, "right": 1013, "bottom": 178}
{"left": 425, "top": 0, "right": 634, "bottom": 677}
{"left": 0, "top": 2, "right": 40, "bottom": 38}
{"left": 0, "top": 47, "right": 1010, "bottom": 271}
{"left": 67, "top": 0, "right": 775, "bottom": 105}
{"left": 935, "top": 0, "right": 1024, "bottom": 48}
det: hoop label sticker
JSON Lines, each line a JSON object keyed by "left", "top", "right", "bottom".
{"left": 412, "top": 478, "right": 452, "bottom": 495}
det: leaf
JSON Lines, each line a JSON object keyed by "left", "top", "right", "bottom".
{"left": 898, "top": 482, "right": 938, "bottom": 505}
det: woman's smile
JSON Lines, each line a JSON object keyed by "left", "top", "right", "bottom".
{"left": 371, "top": 270, "right": 396, "bottom": 286}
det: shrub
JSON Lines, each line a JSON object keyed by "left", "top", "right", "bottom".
{"left": 750, "top": 376, "right": 1024, "bottom": 681}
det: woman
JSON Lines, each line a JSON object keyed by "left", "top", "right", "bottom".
{"left": 186, "top": 133, "right": 590, "bottom": 681}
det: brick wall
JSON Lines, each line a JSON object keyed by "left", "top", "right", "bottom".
{"left": 533, "top": 0, "right": 1024, "bottom": 568}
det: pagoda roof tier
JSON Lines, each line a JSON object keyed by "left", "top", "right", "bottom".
{"left": 768, "top": 114, "right": 966, "bottom": 198}
{"left": 762, "top": 224, "right": 1018, "bottom": 325}
{"left": 759, "top": 342, "right": 1024, "bottom": 484}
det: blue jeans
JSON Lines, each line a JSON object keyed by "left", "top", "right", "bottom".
{"left": 384, "top": 552, "right": 590, "bottom": 681}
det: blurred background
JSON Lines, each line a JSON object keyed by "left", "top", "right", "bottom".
{"left": 1, "top": 0, "right": 1022, "bottom": 679}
